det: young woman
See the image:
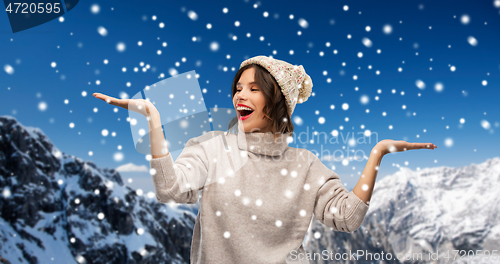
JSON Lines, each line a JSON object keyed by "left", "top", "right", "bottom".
{"left": 93, "top": 55, "right": 437, "bottom": 264}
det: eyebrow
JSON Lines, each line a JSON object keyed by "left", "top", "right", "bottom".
{"left": 236, "top": 82, "right": 258, "bottom": 86}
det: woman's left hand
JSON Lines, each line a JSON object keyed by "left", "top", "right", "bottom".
{"left": 373, "top": 139, "right": 437, "bottom": 156}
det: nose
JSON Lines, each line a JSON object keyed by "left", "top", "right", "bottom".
{"left": 237, "top": 88, "right": 250, "bottom": 100}
{"left": 235, "top": 92, "right": 247, "bottom": 103}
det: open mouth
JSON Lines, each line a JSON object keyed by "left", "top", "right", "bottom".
{"left": 237, "top": 107, "right": 254, "bottom": 120}
{"left": 239, "top": 109, "right": 253, "bottom": 117}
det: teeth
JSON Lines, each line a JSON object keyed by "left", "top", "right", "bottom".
{"left": 237, "top": 106, "right": 253, "bottom": 111}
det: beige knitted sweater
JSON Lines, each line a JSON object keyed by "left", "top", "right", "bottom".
{"left": 149, "top": 130, "right": 370, "bottom": 264}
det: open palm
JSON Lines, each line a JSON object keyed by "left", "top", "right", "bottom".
{"left": 375, "top": 139, "right": 437, "bottom": 156}
{"left": 92, "top": 92, "right": 157, "bottom": 117}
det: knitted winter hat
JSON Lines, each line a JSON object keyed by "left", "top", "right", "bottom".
{"left": 239, "top": 55, "right": 313, "bottom": 116}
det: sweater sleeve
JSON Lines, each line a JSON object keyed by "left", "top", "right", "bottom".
{"left": 311, "top": 156, "right": 370, "bottom": 233}
{"left": 149, "top": 137, "right": 209, "bottom": 204}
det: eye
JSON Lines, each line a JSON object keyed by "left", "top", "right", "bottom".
{"left": 235, "top": 86, "right": 259, "bottom": 92}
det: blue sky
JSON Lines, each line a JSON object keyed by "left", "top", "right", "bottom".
{"left": 1, "top": 0, "right": 500, "bottom": 193}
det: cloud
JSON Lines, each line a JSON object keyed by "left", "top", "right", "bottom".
{"left": 115, "top": 162, "right": 148, "bottom": 172}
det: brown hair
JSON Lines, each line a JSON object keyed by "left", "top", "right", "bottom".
{"left": 226, "top": 64, "right": 294, "bottom": 140}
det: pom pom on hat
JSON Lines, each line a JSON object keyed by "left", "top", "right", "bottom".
{"left": 239, "top": 55, "right": 313, "bottom": 116}
{"left": 298, "top": 74, "right": 313, "bottom": 104}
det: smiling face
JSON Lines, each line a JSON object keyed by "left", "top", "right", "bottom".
{"left": 232, "top": 67, "right": 272, "bottom": 133}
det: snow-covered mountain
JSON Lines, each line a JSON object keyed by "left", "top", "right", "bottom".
{"left": 2, "top": 115, "right": 499, "bottom": 264}
{"left": 0, "top": 116, "right": 197, "bottom": 264}
{"left": 304, "top": 156, "right": 500, "bottom": 264}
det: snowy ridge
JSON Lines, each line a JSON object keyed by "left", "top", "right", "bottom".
{"left": 304, "top": 157, "right": 500, "bottom": 264}
{"left": 0, "top": 116, "right": 197, "bottom": 264}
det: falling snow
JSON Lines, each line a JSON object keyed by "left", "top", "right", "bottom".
{"left": 481, "top": 120, "right": 491, "bottom": 130}
{"left": 2, "top": 4, "right": 499, "bottom": 259}
{"left": 90, "top": 4, "right": 100, "bottom": 14}
{"left": 114, "top": 152, "right": 124, "bottom": 162}
{"left": 38, "top": 102, "right": 48, "bottom": 111}
{"left": 97, "top": 26, "right": 108, "bottom": 37}
{"left": 188, "top": 10, "right": 198, "bottom": 21}
{"left": 460, "top": 14, "right": 470, "bottom": 25}
{"left": 97, "top": 213, "right": 105, "bottom": 220}
{"left": 116, "top": 42, "right": 126, "bottom": 52}
{"left": 4, "top": 64, "right": 14, "bottom": 74}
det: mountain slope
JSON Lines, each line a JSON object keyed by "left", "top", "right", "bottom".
{"left": 304, "top": 157, "right": 500, "bottom": 264}
{"left": 0, "top": 116, "right": 197, "bottom": 264}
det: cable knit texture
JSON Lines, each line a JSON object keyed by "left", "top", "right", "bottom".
{"left": 149, "top": 130, "right": 370, "bottom": 264}
{"left": 239, "top": 55, "right": 313, "bottom": 116}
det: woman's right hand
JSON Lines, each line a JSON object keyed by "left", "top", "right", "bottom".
{"left": 92, "top": 92, "right": 158, "bottom": 117}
